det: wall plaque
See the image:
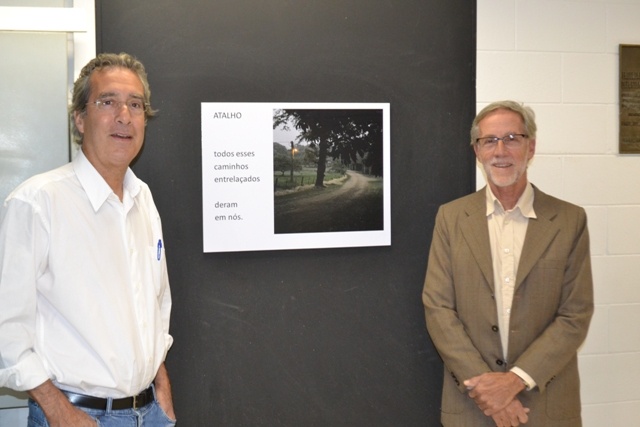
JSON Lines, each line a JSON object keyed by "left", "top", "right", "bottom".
{"left": 620, "top": 44, "right": 640, "bottom": 154}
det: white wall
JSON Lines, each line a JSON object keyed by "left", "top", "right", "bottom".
{"left": 477, "top": 0, "right": 640, "bottom": 425}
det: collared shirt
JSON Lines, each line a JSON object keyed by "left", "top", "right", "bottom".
{"left": 0, "top": 150, "right": 173, "bottom": 398}
{"left": 485, "top": 183, "right": 536, "bottom": 389}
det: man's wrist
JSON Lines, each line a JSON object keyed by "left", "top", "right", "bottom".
{"left": 510, "top": 367, "right": 535, "bottom": 391}
{"left": 515, "top": 373, "right": 529, "bottom": 390}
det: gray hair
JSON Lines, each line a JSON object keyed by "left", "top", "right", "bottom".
{"left": 470, "top": 100, "right": 537, "bottom": 146}
{"left": 69, "top": 52, "right": 157, "bottom": 144}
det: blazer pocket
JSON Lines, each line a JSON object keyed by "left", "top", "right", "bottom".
{"left": 441, "top": 371, "right": 465, "bottom": 414}
{"left": 540, "top": 258, "right": 564, "bottom": 281}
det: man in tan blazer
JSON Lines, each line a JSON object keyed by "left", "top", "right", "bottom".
{"left": 423, "top": 101, "right": 594, "bottom": 427}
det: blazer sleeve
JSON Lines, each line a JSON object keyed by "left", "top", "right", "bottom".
{"left": 422, "top": 204, "right": 494, "bottom": 393}
{"left": 509, "top": 204, "right": 594, "bottom": 393}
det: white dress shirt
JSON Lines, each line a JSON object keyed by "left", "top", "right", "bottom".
{"left": 486, "top": 183, "right": 537, "bottom": 389}
{"left": 0, "top": 150, "right": 173, "bottom": 398}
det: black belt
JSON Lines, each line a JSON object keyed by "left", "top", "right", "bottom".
{"left": 63, "top": 386, "right": 154, "bottom": 410}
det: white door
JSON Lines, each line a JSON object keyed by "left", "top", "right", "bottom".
{"left": 0, "top": 0, "right": 95, "bottom": 421}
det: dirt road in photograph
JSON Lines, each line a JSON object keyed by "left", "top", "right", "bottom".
{"left": 274, "top": 170, "right": 383, "bottom": 234}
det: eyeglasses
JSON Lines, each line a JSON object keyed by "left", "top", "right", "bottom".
{"left": 87, "top": 97, "right": 148, "bottom": 116}
{"left": 475, "top": 133, "right": 528, "bottom": 150}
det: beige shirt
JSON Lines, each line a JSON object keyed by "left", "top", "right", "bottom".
{"left": 486, "top": 183, "right": 537, "bottom": 389}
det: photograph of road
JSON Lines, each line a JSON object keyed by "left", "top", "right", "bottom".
{"left": 273, "top": 108, "right": 384, "bottom": 234}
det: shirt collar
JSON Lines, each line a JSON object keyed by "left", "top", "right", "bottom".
{"left": 485, "top": 183, "right": 536, "bottom": 219}
{"left": 73, "top": 150, "right": 141, "bottom": 212}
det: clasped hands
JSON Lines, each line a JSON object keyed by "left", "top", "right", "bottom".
{"left": 464, "top": 372, "right": 529, "bottom": 427}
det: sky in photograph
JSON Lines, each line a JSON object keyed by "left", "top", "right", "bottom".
{"left": 273, "top": 117, "right": 301, "bottom": 147}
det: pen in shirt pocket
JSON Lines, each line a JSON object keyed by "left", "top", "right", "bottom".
{"left": 157, "top": 239, "right": 162, "bottom": 261}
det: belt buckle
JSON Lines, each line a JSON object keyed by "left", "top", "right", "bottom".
{"left": 132, "top": 394, "right": 138, "bottom": 409}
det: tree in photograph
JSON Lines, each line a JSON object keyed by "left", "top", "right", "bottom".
{"left": 273, "top": 142, "right": 303, "bottom": 178}
{"left": 273, "top": 142, "right": 291, "bottom": 176}
{"left": 273, "top": 109, "right": 383, "bottom": 188}
{"left": 303, "top": 144, "right": 319, "bottom": 167}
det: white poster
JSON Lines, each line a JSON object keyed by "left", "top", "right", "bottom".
{"left": 202, "top": 102, "right": 390, "bottom": 252}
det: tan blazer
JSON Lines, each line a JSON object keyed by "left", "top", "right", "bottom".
{"left": 423, "top": 186, "right": 594, "bottom": 427}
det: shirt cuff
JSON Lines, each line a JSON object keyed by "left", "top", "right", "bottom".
{"left": 0, "top": 352, "right": 49, "bottom": 392}
{"left": 510, "top": 366, "right": 537, "bottom": 391}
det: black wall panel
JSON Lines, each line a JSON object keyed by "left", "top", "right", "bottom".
{"left": 96, "top": 1, "right": 476, "bottom": 425}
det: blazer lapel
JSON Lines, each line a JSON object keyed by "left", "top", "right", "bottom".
{"left": 516, "top": 188, "right": 561, "bottom": 288}
{"left": 460, "top": 190, "right": 495, "bottom": 291}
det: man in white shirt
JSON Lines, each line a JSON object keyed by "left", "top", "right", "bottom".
{"left": 422, "top": 101, "right": 593, "bottom": 426}
{"left": 0, "top": 53, "right": 175, "bottom": 426}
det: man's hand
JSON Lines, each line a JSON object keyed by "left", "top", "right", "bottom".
{"left": 464, "top": 372, "right": 526, "bottom": 415}
{"left": 28, "top": 380, "right": 97, "bottom": 427}
{"left": 491, "top": 398, "right": 530, "bottom": 426}
{"left": 154, "top": 362, "right": 176, "bottom": 421}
